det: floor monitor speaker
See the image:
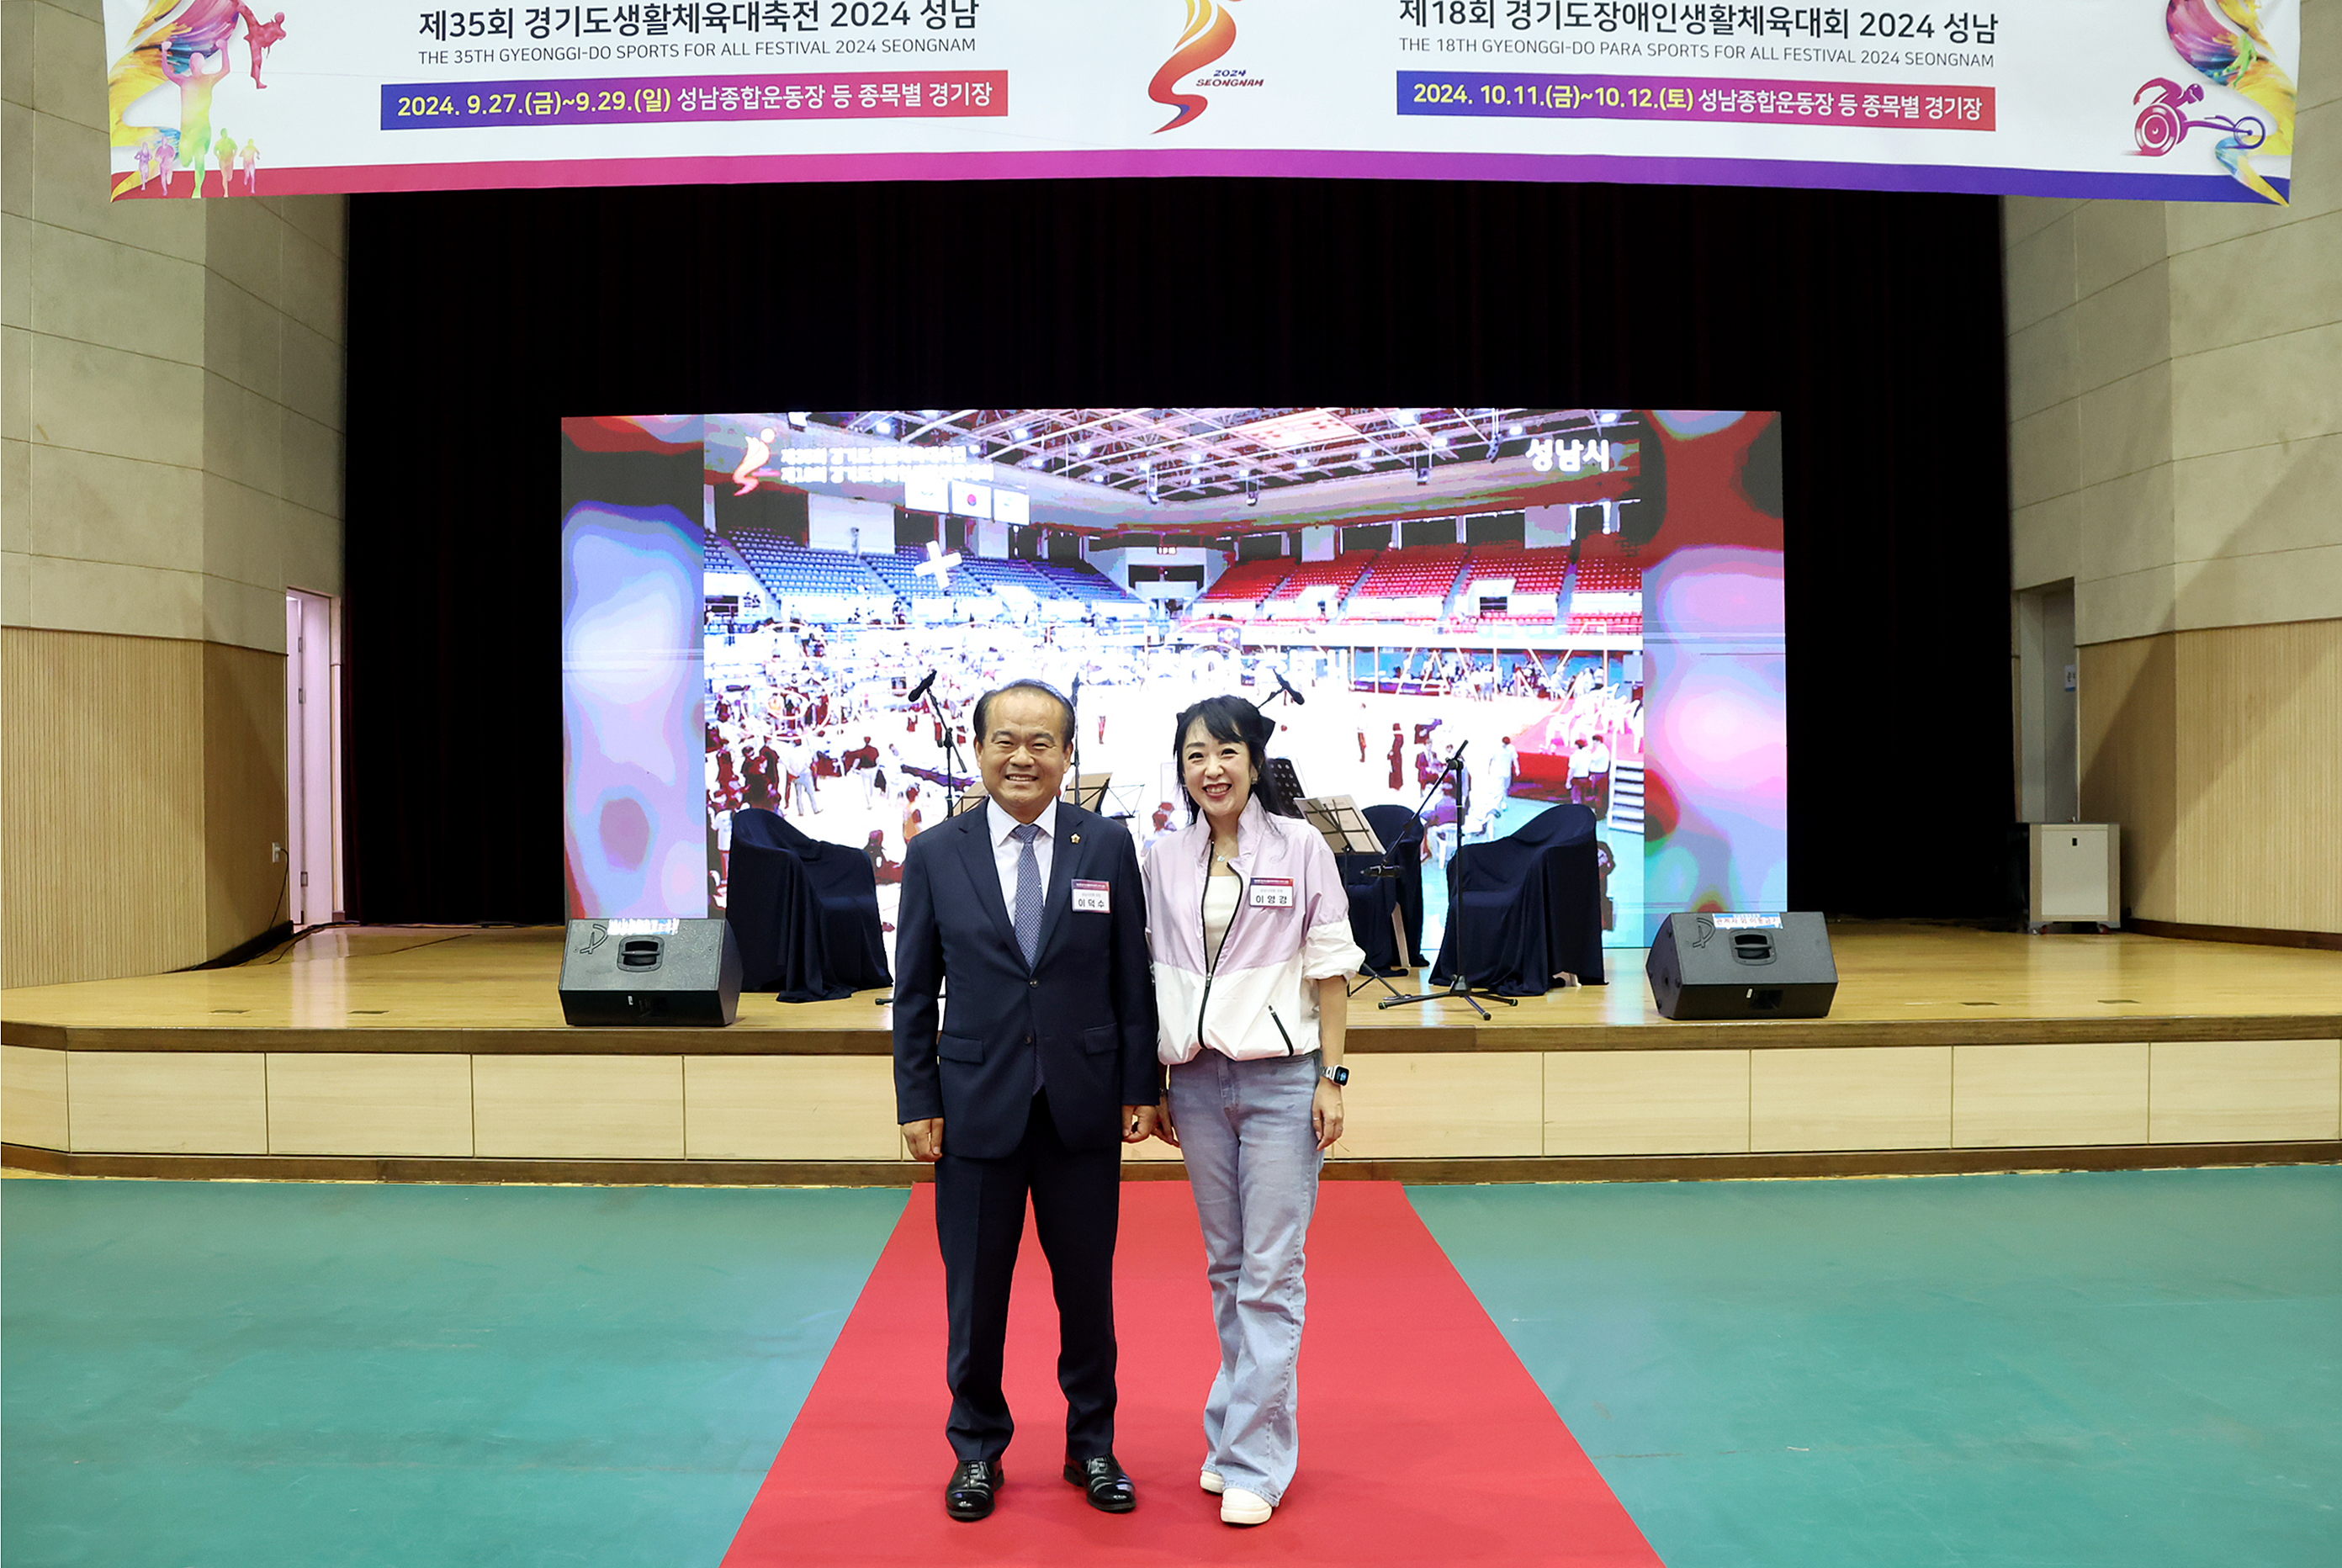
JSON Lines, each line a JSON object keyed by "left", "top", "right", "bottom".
{"left": 1645, "top": 912, "right": 1836, "bottom": 1020}
{"left": 559, "top": 918, "right": 741, "bottom": 1026}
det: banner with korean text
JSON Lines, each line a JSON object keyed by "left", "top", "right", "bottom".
{"left": 104, "top": 1, "right": 2304, "bottom": 205}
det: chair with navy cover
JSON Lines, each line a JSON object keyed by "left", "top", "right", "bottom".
{"left": 727, "top": 808, "right": 893, "bottom": 1001}
{"left": 1362, "top": 803, "right": 1430, "bottom": 967}
{"left": 1428, "top": 803, "right": 1607, "bottom": 994}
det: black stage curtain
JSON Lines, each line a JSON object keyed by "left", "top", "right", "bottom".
{"left": 344, "top": 177, "right": 2011, "bottom": 924}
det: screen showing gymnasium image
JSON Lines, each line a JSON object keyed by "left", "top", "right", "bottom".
{"left": 562, "top": 408, "right": 1787, "bottom": 957}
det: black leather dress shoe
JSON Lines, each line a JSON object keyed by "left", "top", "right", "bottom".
{"left": 946, "top": 1459, "right": 1002, "bottom": 1522}
{"left": 1063, "top": 1454, "right": 1137, "bottom": 1513}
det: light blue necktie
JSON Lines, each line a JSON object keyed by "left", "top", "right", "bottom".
{"left": 1010, "top": 823, "right": 1042, "bottom": 969}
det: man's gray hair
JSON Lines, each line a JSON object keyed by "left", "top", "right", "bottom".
{"left": 972, "top": 679, "right": 1074, "bottom": 741}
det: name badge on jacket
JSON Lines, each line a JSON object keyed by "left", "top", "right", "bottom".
{"left": 1071, "top": 879, "right": 1111, "bottom": 914}
{"left": 1248, "top": 877, "right": 1295, "bottom": 908}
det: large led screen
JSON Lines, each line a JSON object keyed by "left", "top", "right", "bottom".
{"left": 562, "top": 408, "right": 1787, "bottom": 957}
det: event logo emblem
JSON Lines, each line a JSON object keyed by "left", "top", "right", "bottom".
{"left": 2136, "top": 0, "right": 2295, "bottom": 204}
{"left": 1150, "top": 0, "right": 1243, "bottom": 132}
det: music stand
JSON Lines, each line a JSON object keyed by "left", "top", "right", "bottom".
{"left": 1264, "top": 757, "right": 1306, "bottom": 809}
{"left": 953, "top": 787, "right": 989, "bottom": 817}
{"left": 1296, "top": 794, "right": 1382, "bottom": 854}
{"left": 1295, "top": 795, "right": 1410, "bottom": 1002}
{"left": 1064, "top": 771, "right": 1112, "bottom": 811}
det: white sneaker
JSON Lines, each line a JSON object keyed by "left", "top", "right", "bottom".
{"left": 1200, "top": 1467, "right": 1224, "bottom": 1495}
{"left": 1220, "top": 1487, "right": 1273, "bottom": 1526}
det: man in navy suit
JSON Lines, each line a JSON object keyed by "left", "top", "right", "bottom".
{"left": 893, "top": 679, "right": 1160, "bottom": 1523}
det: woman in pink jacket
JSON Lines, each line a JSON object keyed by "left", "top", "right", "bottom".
{"left": 1142, "top": 695, "right": 1364, "bottom": 1528}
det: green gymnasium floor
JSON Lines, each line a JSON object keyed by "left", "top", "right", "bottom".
{"left": 5, "top": 1168, "right": 2336, "bottom": 1567}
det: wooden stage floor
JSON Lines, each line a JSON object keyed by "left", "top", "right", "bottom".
{"left": 4, "top": 921, "right": 2337, "bottom": 1054}
{"left": 7, "top": 924, "right": 2337, "bottom": 1184}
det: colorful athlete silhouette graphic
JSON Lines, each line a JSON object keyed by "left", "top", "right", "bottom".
{"left": 1150, "top": 0, "right": 1241, "bottom": 133}
{"left": 243, "top": 9, "right": 288, "bottom": 87}
{"left": 732, "top": 428, "right": 777, "bottom": 495}
{"left": 214, "top": 131, "right": 240, "bottom": 197}
{"left": 158, "top": 44, "right": 230, "bottom": 198}
{"left": 107, "top": 2, "right": 290, "bottom": 199}
{"left": 2143, "top": 0, "right": 2296, "bottom": 203}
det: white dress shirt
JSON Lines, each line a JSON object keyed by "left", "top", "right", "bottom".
{"left": 985, "top": 797, "right": 1058, "bottom": 919}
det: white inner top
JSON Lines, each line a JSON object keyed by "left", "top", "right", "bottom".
{"left": 1203, "top": 867, "right": 1241, "bottom": 969}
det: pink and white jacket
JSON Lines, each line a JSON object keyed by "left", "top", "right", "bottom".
{"left": 1142, "top": 797, "right": 1366, "bottom": 1065}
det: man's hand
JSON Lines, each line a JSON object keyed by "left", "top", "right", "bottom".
{"left": 1121, "top": 1104, "right": 1159, "bottom": 1144}
{"left": 902, "top": 1118, "right": 944, "bottom": 1163}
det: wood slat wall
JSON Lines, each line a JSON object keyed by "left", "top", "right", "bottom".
{"left": 2175, "top": 620, "right": 2342, "bottom": 934}
{"left": 2080, "top": 630, "right": 2180, "bottom": 922}
{"left": 204, "top": 643, "right": 291, "bottom": 955}
{"left": 2, "top": 628, "right": 289, "bottom": 988}
{"left": 2082, "top": 617, "right": 2339, "bottom": 934}
{"left": 3, "top": 628, "right": 211, "bottom": 988}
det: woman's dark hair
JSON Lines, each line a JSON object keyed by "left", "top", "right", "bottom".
{"left": 1171, "top": 695, "right": 1302, "bottom": 822}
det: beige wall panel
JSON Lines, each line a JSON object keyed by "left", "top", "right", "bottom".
{"left": 2150, "top": 1039, "right": 2342, "bottom": 1143}
{"left": 2006, "top": 309, "right": 2079, "bottom": 422}
{"left": 472, "top": 1055, "right": 683, "bottom": 1159}
{"left": 23, "top": 553, "right": 204, "bottom": 641}
{"left": 2071, "top": 199, "right": 2168, "bottom": 299}
{"left": 2171, "top": 322, "right": 2342, "bottom": 463}
{"left": 68, "top": 1050, "right": 266, "bottom": 1153}
{"left": 2, "top": 627, "right": 209, "bottom": 987}
{"left": 1545, "top": 1048, "right": 1751, "bottom": 1156}
{"left": 2173, "top": 432, "right": 2342, "bottom": 575}
{"left": 1327, "top": 1052, "right": 1543, "bottom": 1160}
{"left": 1751, "top": 1046, "right": 1952, "bottom": 1152}
{"left": 2, "top": 1045, "right": 70, "bottom": 1148}
{"left": 2078, "top": 461, "right": 2175, "bottom": 585}
{"left": 2001, "top": 210, "right": 2076, "bottom": 331}
{"left": 1952, "top": 1042, "right": 2149, "bottom": 1148}
{"left": 27, "top": 444, "right": 204, "bottom": 570}
{"left": 2176, "top": 548, "right": 2342, "bottom": 639}
{"left": 2079, "top": 633, "right": 2178, "bottom": 923}
{"left": 2171, "top": 619, "right": 2342, "bottom": 934}
{"left": 684, "top": 1056, "right": 898, "bottom": 1161}
{"left": 2008, "top": 400, "right": 2080, "bottom": 511}
{"left": 203, "top": 640, "right": 288, "bottom": 956}
{"left": 266, "top": 1052, "right": 473, "bottom": 1157}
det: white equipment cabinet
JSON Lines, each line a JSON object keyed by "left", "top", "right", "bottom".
{"left": 2029, "top": 823, "right": 2122, "bottom": 932}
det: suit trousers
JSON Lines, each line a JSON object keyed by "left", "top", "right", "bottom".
{"left": 934, "top": 1089, "right": 1121, "bottom": 1464}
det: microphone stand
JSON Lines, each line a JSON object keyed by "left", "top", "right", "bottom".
{"left": 919, "top": 681, "right": 975, "bottom": 818}
{"left": 1377, "top": 740, "right": 1516, "bottom": 1019}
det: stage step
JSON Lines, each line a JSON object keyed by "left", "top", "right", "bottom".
{"left": 1609, "top": 760, "right": 1645, "bottom": 831}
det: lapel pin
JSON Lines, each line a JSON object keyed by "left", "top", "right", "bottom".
{"left": 1071, "top": 834, "right": 1081, "bottom": 844}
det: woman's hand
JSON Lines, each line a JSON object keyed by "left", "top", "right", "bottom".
{"left": 1154, "top": 1096, "right": 1180, "bottom": 1147}
{"left": 1311, "top": 1078, "right": 1344, "bottom": 1152}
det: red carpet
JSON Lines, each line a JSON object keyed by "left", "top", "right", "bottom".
{"left": 723, "top": 1182, "right": 1663, "bottom": 1567}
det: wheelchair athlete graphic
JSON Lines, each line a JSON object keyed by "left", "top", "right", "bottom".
{"left": 2133, "top": 77, "right": 2268, "bottom": 156}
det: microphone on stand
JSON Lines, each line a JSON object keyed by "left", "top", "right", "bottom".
{"left": 907, "top": 669, "right": 938, "bottom": 703}
{"left": 1273, "top": 670, "right": 1307, "bottom": 707}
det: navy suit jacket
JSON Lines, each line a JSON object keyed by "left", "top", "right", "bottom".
{"left": 892, "top": 801, "right": 1158, "bottom": 1161}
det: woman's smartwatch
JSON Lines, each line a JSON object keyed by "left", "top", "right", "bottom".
{"left": 1320, "top": 1063, "right": 1349, "bottom": 1087}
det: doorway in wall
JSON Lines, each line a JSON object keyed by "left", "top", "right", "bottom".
{"left": 2015, "top": 581, "right": 2078, "bottom": 824}
{"left": 283, "top": 589, "right": 344, "bottom": 927}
